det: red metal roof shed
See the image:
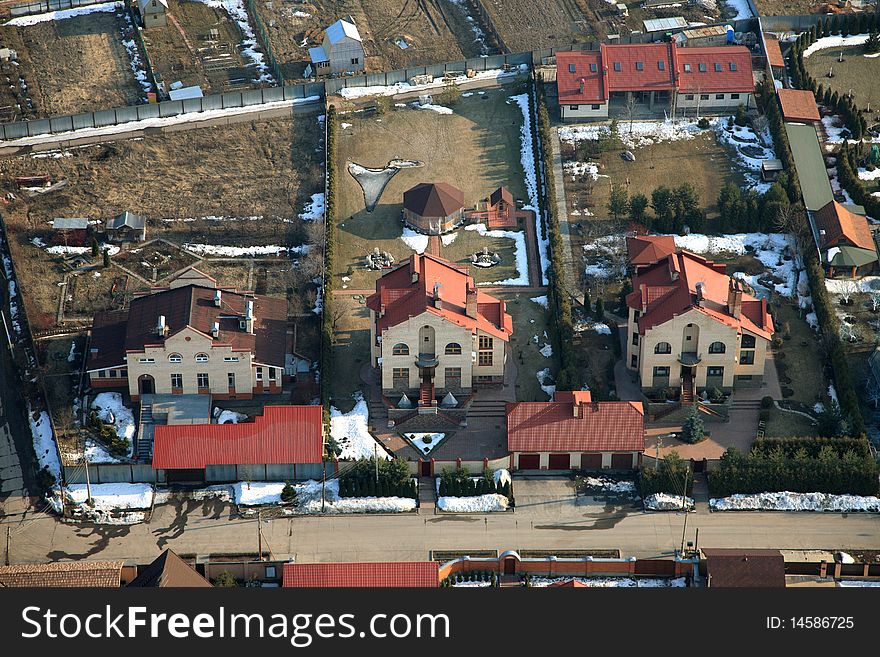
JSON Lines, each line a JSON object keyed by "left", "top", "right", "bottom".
{"left": 282, "top": 562, "right": 440, "bottom": 588}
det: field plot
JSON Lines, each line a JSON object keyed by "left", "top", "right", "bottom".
{"left": 754, "top": 0, "right": 820, "bottom": 16}
{"left": 495, "top": 292, "right": 559, "bottom": 401}
{"left": 328, "top": 294, "right": 372, "bottom": 404}
{"left": 0, "top": 8, "right": 145, "bottom": 117}
{"left": 334, "top": 88, "right": 532, "bottom": 290}
{"left": 142, "top": 0, "right": 272, "bottom": 94}
{"left": 804, "top": 42, "right": 880, "bottom": 112}
{"left": 0, "top": 116, "right": 323, "bottom": 331}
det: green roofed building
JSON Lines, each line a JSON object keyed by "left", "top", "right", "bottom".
{"left": 808, "top": 201, "right": 878, "bottom": 278}
{"left": 784, "top": 122, "right": 834, "bottom": 212}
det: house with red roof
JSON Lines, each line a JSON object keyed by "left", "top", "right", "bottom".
{"left": 556, "top": 42, "right": 754, "bottom": 121}
{"left": 87, "top": 280, "right": 288, "bottom": 401}
{"left": 366, "top": 253, "right": 512, "bottom": 404}
{"left": 625, "top": 251, "right": 774, "bottom": 396}
{"left": 283, "top": 561, "right": 439, "bottom": 588}
{"left": 626, "top": 235, "right": 677, "bottom": 270}
{"left": 507, "top": 390, "right": 644, "bottom": 471}
{"left": 152, "top": 405, "right": 324, "bottom": 484}
{"left": 809, "top": 200, "right": 878, "bottom": 278}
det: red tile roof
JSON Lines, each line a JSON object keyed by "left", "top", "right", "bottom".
{"left": 506, "top": 399, "right": 645, "bottom": 453}
{"left": 676, "top": 46, "right": 755, "bottom": 93}
{"left": 625, "top": 251, "right": 774, "bottom": 340}
{"left": 556, "top": 43, "right": 754, "bottom": 103}
{"left": 366, "top": 254, "right": 513, "bottom": 341}
{"left": 283, "top": 562, "right": 439, "bottom": 588}
{"left": 89, "top": 284, "right": 288, "bottom": 372}
{"left": 764, "top": 35, "right": 785, "bottom": 69}
{"left": 814, "top": 201, "right": 876, "bottom": 252}
{"left": 777, "top": 88, "right": 820, "bottom": 123}
{"left": 152, "top": 405, "right": 323, "bottom": 470}
{"left": 626, "top": 235, "right": 677, "bottom": 267}
{"left": 702, "top": 548, "right": 785, "bottom": 588}
{"left": 0, "top": 561, "right": 123, "bottom": 587}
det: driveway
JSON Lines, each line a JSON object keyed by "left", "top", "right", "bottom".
{"left": 513, "top": 477, "right": 579, "bottom": 518}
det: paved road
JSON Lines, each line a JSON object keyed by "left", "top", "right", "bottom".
{"left": 2, "top": 486, "right": 878, "bottom": 565}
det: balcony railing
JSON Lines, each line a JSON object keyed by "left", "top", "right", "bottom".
{"left": 677, "top": 352, "right": 702, "bottom": 366}
{"left": 415, "top": 353, "right": 439, "bottom": 368}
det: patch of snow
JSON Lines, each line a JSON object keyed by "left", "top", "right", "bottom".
{"left": 330, "top": 393, "right": 388, "bottom": 460}
{"left": 582, "top": 477, "right": 637, "bottom": 493}
{"left": 45, "top": 244, "right": 119, "bottom": 256}
{"left": 531, "top": 576, "right": 688, "bottom": 587}
{"left": 214, "top": 407, "right": 247, "bottom": 424}
{"left": 509, "top": 93, "right": 549, "bottom": 284}
{"left": 192, "top": 0, "right": 274, "bottom": 83}
{"left": 90, "top": 392, "right": 135, "bottom": 456}
{"left": 536, "top": 367, "right": 555, "bottom": 399}
{"left": 493, "top": 468, "right": 511, "bottom": 488}
{"left": 539, "top": 343, "right": 553, "bottom": 358}
{"left": 710, "top": 491, "right": 880, "bottom": 512}
{"left": 400, "top": 226, "right": 429, "bottom": 253}
{"left": 417, "top": 103, "right": 453, "bottom": 115}
{"left": 721, "top": 0, "right": 754, "bottom": 19}
{"left": 644, "top": 493, "right": 695, "bottom": 511}
{"left": 29, "top": 405, "right": 61, "bottom": 482}
{"left": 337, "top": 67, "right": 522, "bottom": 100}
{"left": 440, "top": 232, "right": 457, "bottom": 246}
{"left": 530, "top": 295, "right": 548, "bottom": 308}
{"left": 464, "top": 223, "right": 529, "bottom": 285}
{"left": 234, "top": 479, "right": 415, "bottom": 513}
{"left": 802, "top": 33, "right": 870, "bottom": 59}
{"left": 299, "top": 192, "right": 325, "bottom": 221}
{"left": 183, "top": 243, "right": 305, "bottom": 257}
{"left": 858, "top": 167, "right": 880, "bottom": 182}
{"left": 560, "top": 118, "right": 706, "bottom": 149}
{"left": 438, "top": 493, "right": 509, "bottom": 512}
{"left": 406, "top": 432, "right": 445, "bottom": 455}
{"left": 5, "top": 1, "right": 121, "bottom": 25}
{"left": 573, "top": 319, "right": 612, "bottom": 334}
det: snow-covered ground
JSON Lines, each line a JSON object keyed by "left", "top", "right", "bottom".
{"left": 90, "top": 392, "right": 136, "bottom": 457}
{"left": 1, "top": 97, "right": 320, "bottom": 147}
{"left": 406, "top": 432, "right": 445, "bottom": 455}
{"left": 183, "top": 243, "right": 306, "bottom": 257}
{"left": 440, "top": 232, "right": 457, "bottom": 246}
{"left": 530, "top": 576, "right": 688, "bottom": 587}
{"left": 120, "top": 12, "right": 151, "bottom": 100}
{"left": 234, "top": 479, "right": 416, "bottom": 514}
{"left": 539, "top": 343, "right": 553, "bottom": 358}
{"left": 192, "top": 0, "right": 273, "bottom": 83}
{"left": 573, "top": 319, "right": 612, "bottom": 335}
{"left": 214, "top": 407, "right": 247, "bottom": 424}
{"left": 581, "top": 477, "right": 637, "bottom": 494}
{"left": 838, "top": 580, "right": 880, "bottom": 587}
{"left": 299, "top": 193, "right": 325, "bottom": 221}
{"left": 536, "top": 368, "right": 556, "bottom": 399}
{"left": 29, "top": 405, "right": 61, "bottom": 482}
{"left": 509, "top": 93, "right": 549, "bottom": 285}
{"left": 83, "top": 439, "right": 122, "bottom": 464}
{"left": 464, "top": 223, "right": 529, "bottom": 285}
{"left": 55, "top": 483, "right": 154, "bottom": 525}
{"left": 722, "top": 0, "right": 754, "bottom": 19}
{"left": 715, "top": 121, "right": 777, "bottom": 192}
{"left": 330, "top": 394, "right": 388, "bottom": 460}
{"left": 710, "top": 492, "right": 880, "bottom": 512}
{"left": 42, "top": 243, "right": 120, "bottom": 256}
{"left": 644, "top": 493, "right": 695, "bottom": 511}
{"left": 337, "top": 66, "right": 526, "bottom": 100}
{"left": 5, "top": 0, "right": 120, "bottom": 25}
{"left": 416, "top": 103, "right": 453, "bottom": 115}
{"left": 560, "top": 119, "right": 707, "bottom": 149}
{"left": 530, "top": 295, "right": 548, "bottom": 308}
{"left": 858, "top": 167, "right": 880, "bottom": 182}
{"left": 437, "top": 493, "right": 509, "bottom": 512}
{"left": 400, "top": 226, "right": 429, "bottom": 253}
{"left": 802, "top": 33, "right": 871, "bottom": 59}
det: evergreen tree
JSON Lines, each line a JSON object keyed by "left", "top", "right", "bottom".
{"left": 439, "top": 479, "right": 447, "bottom": 497}
{"left": 822, "top": 17, "right": 831, "bottom": 37}
{"left": 734, "top": 103, "right": 748, "bottom": 127}
{"left": 629, "top": 192, "right": 649, "bottom": 225}
{"left": 681, "top": 405, "right": 705, "bottom": 444}
{"left": 866, "top": 31, "right": 880, "bottom": 55}
{"left": 91, "top": 237, "right": 99, "bottom": 258}
{"left": 593, "top": 297, "right": 605, "bottom": 320}
{"left": 280, "top": 482, "right": 297, "bottom": 504}
{"left": 607, "top": 185, "right": 629, "bottom": 221}
{"left": 650, "top": 186, "right": 675, "bottom": 233}
{"left": 583, "top": 292, "right": 591, "bottom": 315}
{"left": 102, "top": 248, "right": 110, "bottom": 268}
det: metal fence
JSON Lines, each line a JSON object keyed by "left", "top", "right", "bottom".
{"left": 125, "top": 5, "right": 161, "bottom": 98}
{"left": 0, "top": 83, "right": 324, "bottom": 141}
{"left": 8, "top": 0, "right": 105, "bottom": 17}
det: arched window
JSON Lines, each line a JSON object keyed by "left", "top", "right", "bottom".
{"left": 195, "top": 353, "right": 209, "bottom": 363}
{"left": 445, "top": 342, "right": 462, "bottom": 355}
{"left": 741, "top": 334, "right": 756, "bottom": 349}
{"left": 168, "top": 353, "right": 182, "bottom": 363}
{"left": 654, "top": 341, "right": 672, "bottom": 354}
{"left": 708, "top": 341, "right": 726, "bottom": 354}
{"left": 392, "top": 343, "right": 409, "bottom": 356}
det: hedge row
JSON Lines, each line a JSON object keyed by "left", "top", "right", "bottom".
{"left": 321, "top": 105, "right": 338, "bottom": 427}
{"left": 639, "top": 454, "right": 694, "bottom": 497}
{"left": 751, "top": 436, "right": 872, "bottom": 459}
{"left": 533, "top": 75, "right": 578, "bottom": 391}
{"left": 757, "top": 80, "right": 865, "bottom": 437}
{"left": 838, "top": 142, "right": 880, "bottom": 219}
{"left": 708, "top": 447, "right": 879, "bottom": 497}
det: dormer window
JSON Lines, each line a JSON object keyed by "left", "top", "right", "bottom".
{"left": 698, "top": 63, "right": 707, "bottom": 72}
{"left": 569, "top": 63, "right": 576, "bottom": 73}
{"left": 635, "top": 61, "right": 644, "bottom": 71}
{"left": 684, "top": 63, "right": 691, "bottom": 72}
{"left": 613, "top": 62, "right": 621, "bottom": 72}
{"left": 589, "top": 63, "right": 597, "bottom": 72}
{"left": 658, "top": 60, "right": 665, "bottom": 71}
{"left": 729, "top": 62, "right": 737, "bottom": 71}
{"left": 714, "top": 63, "right": 722, "bottom": 72}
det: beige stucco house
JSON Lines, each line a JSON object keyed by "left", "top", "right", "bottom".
{"left": 366, "top": 254, "right": 513, "bottom": 405}
{"left": 87, "top": 274, "right": 287, "bottom": 401}
{"left": 624, "top": 250, "right": 774, "bottom": 396}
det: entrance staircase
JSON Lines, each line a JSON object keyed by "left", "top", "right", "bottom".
{"left": 681, "top": 370, "right": 695, "bottom": 405}
{"left": 137, "top": 402, "right": 154, "bottom": 461}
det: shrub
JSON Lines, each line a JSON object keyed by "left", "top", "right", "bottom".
{"left": 681, "top": 405, "right": 705, "bottom": 444}
{"left": 639, "top": 451, "right": 693, "bottom": 496}
{"left": 697, "top": 117, "right": 710, "bottom": 129}
{"left": 280, "top": 482, "right": 297, "bottom": 504}
{"left": 212, "top": 571, "right": 238, "bottom": 587}
{"left": 760, "top": 396, "right": 773, "bottom": 409}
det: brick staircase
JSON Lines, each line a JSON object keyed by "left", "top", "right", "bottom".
{"left": 466, "top": 399, "right": 508, "bottom": 418}
{"left": 681, "top": 370, "right": 695, "bottom": 404}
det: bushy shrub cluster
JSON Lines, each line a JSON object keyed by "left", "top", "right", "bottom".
{"left": 338, "top": 457, "right": 417, "bottom": 498}
{"left": 321, "top": 106, "right": 338, "bottom": 429}
{"left": 639, "top": 452, "right": 694, "bottom": 496}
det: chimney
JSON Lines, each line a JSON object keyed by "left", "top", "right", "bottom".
{"left": 433, "top": 282, "right": 443, "bottom": 309}
{"left": 214, "top": 289, "right": 222, "bottom": 307}
{"left": 727, "top": 278, "right": 743, "bottom": 319}
{"left": 639, "top": 284, "right": 648, "bottom": 314}
{"left": 245, "top": 300, "right": 254, "bottom": 334}
{"left": 465, "top": 283, "right": 477, "bottom": 319}
{"left": 211, "top": 321, "right": 220, "bottom": 339}
{"left": 410, "top": 256, "right": 419, "bottom": 284}
{"left": 695, "top": 282, "right": 705, "bottom": 307}
{"left": 157, "top": 315, "right": 168, "bottom": 338}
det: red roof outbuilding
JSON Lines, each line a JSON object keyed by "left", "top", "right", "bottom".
{"left": 507, "top": 391, "right": 645, "bottom": 453}
{"left": 283, "top": 562, "right": 440, "bottom": 588}
{"left": 777, "top": 88, "right": 821, "bottom": 123}
{"left": 152, "top": 405, "right": 323, "bottom": 470}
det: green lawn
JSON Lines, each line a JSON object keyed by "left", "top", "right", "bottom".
{"left": 764, "top": 406, "right": 819, "bottom": 438}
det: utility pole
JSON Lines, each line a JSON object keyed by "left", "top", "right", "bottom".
{"left": 374, "top": 443, "right": 378, "bottom": 483}
{"left": 257, "top": 508, "right": 263, "bottom": 561}
{"left": 654, "top": 437, "right": 662, "bottom": 471}
{"left": 84, "top": 455, "right": 92, "bottom": 506}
